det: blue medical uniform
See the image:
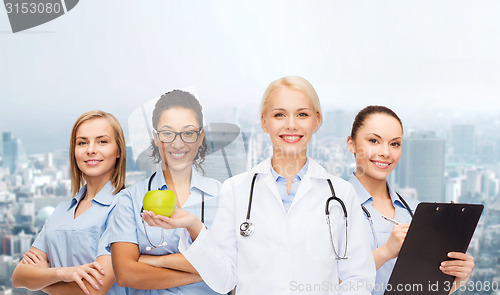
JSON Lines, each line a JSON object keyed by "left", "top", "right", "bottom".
{"left": 32, "top": 181, "right": 127, "bottom": 295}
{"left": 106, "top": 166, "right": 222, "bottom": 295}
{"left": 349, "top": 174, "right": 419, "bottom": 295}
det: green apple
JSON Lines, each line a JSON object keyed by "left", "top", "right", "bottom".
{"left": 143, "top": 190, "right": 176, "bottom": 217}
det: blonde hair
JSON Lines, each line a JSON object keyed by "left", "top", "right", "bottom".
{"left": 260, "top": 76, "right": 323, "bottom": 127}
{"left": 69, "top": 110, "right": 126, "bottom": 196}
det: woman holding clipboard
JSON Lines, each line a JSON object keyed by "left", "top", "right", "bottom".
{"left": 346, "top": 105, "right": 474, "bottom": 294}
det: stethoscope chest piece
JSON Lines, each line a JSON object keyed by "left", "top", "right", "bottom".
{"left": 240, "top": 221, "right": 255, "bottom": 237}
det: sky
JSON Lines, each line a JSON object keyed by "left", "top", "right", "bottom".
{"left": 1, "top": 0, "right": 500, "bottom": 154}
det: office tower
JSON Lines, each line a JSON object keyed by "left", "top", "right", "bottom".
{"left": 451, "top": 124, "right": 475, "bottom": 157}
{"left": 321, "top": 110, "right": 350, "bottom": 139}
{"left": 2, "top": 132, "right": 27, "bottom": 174}
{"left": 126, "top": 146, "right": 139, "bottom": 172}
{"left": 2, "top": 132, "right": 16, "bottom": 174}
{"left": 203, "top": 125, "right": 247, "bottom": 183}
{"left": 395, "top": 131, "right": 445, "bottom": 202}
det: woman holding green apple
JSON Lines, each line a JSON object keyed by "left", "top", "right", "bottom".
{"left": 107, "top": 90, "right": 223, "bottom": 295}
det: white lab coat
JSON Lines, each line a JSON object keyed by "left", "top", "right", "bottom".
{"left": 180, "top": 157, "right": 375, "bottom": 295}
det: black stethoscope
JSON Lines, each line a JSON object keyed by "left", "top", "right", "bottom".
{"left": 361, "top": 192, "right": 413, "bottom": 249}
{"left": 141, "top": 172, "right": 205, "bottom": 251}
{"left": 239, "top": 174, "right": 350, "bottom": 260}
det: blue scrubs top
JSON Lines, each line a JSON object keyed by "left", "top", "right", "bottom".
{"left": 348, "top": 174, "right": 419, "bottom": 295}
{"left": 32, "top": 181, "right": 127, "bottom": 295}
{"left": 106, "top": 166, "right": 222, "bottom": 295}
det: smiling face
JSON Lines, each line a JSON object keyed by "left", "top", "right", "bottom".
{"left": 74, "top": 118, "right": 120, "bottom": 183}
{"left": 347, "top": 113, "right": 403, "bottom": 184}
{"left": 153, "top": 107, "right": 204, "bottom": 173}
{"left": 261, "top": 86, "right": 320, "bottom": 159}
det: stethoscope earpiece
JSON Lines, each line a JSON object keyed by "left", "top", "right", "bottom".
{"left": 239, "top": 221, "right": 255, "bottom": 237}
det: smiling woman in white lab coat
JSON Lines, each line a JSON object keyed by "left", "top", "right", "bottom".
{"left": 142, "top": 76, "right": 376, "bottom": 295}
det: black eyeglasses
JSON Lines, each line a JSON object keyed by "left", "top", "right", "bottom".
{"left": 155, "top": 128, "right": 202, "bottom": 143}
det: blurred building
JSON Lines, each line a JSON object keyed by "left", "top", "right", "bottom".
{"left": 2, "top": 132, "right": 27, "bottom": 174}
{"left": 395, "top": 131, "right": 445, "bottom": 202}
{"left": 451, "top": 124, "right": 475, "bottom": 157}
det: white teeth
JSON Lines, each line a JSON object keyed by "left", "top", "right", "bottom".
{"left": 283, "top": 136, "right": 300, "bottom": 140}
{"left": 170, "top": 153, "right": 186, "bottom": 158}
{"left": 374, "top": 162, "right": 389, "bottom": 167}
{"left": 86, "top": 160, "right": 101, "bottom": 164}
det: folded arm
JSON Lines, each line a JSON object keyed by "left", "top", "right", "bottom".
{"left": 111, "top": 242, "right": 202, "bottom": 289}
{"left": 12, "top": 247, "right": 107, "bottom": 295}
{"left": 138, "top": 253, "right": 198, "bottom": 274}
{"left": 42, "top": 255, "right": 115, "bottom": 295}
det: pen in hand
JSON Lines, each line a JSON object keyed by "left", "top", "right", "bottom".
{"left": 382, "top": 215, "right": 401, "bottom": 225}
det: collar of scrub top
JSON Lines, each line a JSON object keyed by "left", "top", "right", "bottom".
{"left": 67, "top": 181, "right": 115, "bottom": 211}
{"left": 349, "top": 173, "right": 412, "bottom": 249}
{"left": 149, "top": 165, "right": 220, "bottom": 200}
{"left": 349, "top": 173, "right": 403, "bottom": 208}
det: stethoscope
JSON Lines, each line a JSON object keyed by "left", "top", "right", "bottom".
{"left": 141, "top": 172, "right": 205, "bottom": 251}
{"left": 239, "top": 174, "right": 350, "bottom": 260}
{"left": 361, "top": 192, "right": 413, "bottom": 249}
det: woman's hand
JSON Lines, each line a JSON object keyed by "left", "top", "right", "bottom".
{"left": 22, "top": 248, "right": 49, "bottom": 268}
{"left": 56, "top": 262, "right": 105, "bottom": 295}
{"left": 381, "top": 223, "right": 410, "bottom": 260}
{"left": 142, "top": 209, "right": 197, "bottom": 229}
{"left": 441, "top": 252, "right": 474, "bottom": 293}
{"left": 142, "top": 208, "right": 204, "bottom": 241}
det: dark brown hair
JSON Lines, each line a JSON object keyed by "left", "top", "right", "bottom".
{"left": 350, "top": 105, "right": 403, "bottom": 139}
{"left": 149, "top": 90, "right": 208, "bottom": 173}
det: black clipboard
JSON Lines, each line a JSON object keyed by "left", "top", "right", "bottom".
{"left": 384, "top": 202, "right": 483, "bottom": 295}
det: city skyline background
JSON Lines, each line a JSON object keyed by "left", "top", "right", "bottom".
{"left": 1, "top": 1, "right": 500, "bottom": 294}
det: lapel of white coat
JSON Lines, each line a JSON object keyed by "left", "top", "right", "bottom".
{"left": 288, "top": 159, "right": 330, "bottom": 212}
{"left": 252, "top": 157, "right": 283, "bottom": 205}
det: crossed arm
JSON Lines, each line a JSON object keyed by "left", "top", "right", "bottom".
{"left": 110, "top": 242, "right": 202, "bottom": 289}
{"left": 12, "top": 247, "right": 114, "bottom": 295}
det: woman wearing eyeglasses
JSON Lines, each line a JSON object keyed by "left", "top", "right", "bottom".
{"left": 346, "top": 105, "right": 474, "bottom": 295}
{"left": 108, "top": 90, "right": 222, "bottom": 294}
